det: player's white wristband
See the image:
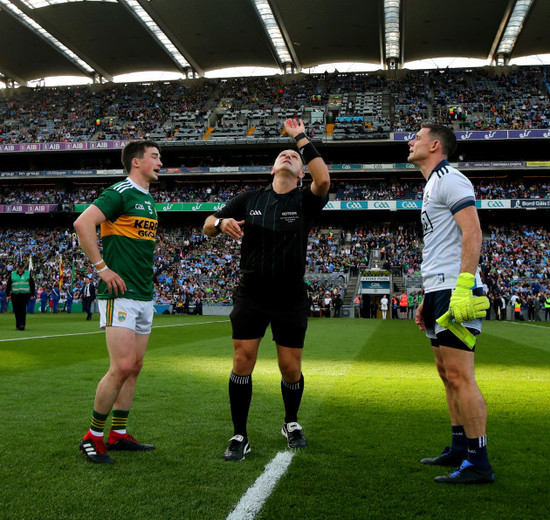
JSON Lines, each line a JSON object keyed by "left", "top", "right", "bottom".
{"left": 96, "top": 265, "right": 109, "bottom": 273}
{"left": 93, "top": 259, "right": 105, "bottom": 266}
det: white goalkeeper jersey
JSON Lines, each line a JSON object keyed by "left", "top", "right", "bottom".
{"left": 420, "top": 160, "right": 482, "bottom": 293}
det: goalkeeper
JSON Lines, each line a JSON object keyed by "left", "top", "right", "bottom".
{"left": 408, "top": 123, "right": 494, "bottom": 485}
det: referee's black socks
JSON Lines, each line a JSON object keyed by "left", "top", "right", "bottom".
{"left": 281, "top": 373, "right": 304, "bottom": 424}
{"left": 229, "top": 371, "right": 252, "bottom": 437}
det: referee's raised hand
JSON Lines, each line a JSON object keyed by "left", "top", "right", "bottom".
{"left": 284, "top": 118, "right": 306, "bottom": 141}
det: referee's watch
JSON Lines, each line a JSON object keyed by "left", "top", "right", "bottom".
{"left": 214, "top": 217, "right": 224, "bottom": 232}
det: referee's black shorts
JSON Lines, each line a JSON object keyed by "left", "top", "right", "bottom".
{"left": 230, "top": 282, "right": 310, "bottom": 349}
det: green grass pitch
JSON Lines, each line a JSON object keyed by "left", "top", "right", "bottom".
{"left": 1, "top": 313, "right": 548, "bottom": 519}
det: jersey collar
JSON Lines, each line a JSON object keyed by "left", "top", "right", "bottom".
{"left": 427, "top": 159, "right": 450, "bottom": 182}
{"left": 265, "top": 183, "right": 299, "bottom": 195}
{"left": 126, "top": 176, "right": 149, "bottom": 194}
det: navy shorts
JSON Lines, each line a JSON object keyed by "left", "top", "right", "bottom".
{"left": 230, "top": 284, "right": 309, "bottom": 349}
{"left": 422, "top": 289, "right": 482, "bottom": 352}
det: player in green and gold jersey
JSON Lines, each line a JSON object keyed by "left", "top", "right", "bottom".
{"left": 74, "top": 140, "right": 162, "bottom": 464}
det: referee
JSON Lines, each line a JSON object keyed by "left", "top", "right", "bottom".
{"left": 204, "top": 118, "right": 330, "bottom": 461}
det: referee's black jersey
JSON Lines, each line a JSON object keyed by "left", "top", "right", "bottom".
{"left": 215, "top": 184, "right": 327, "bottom": 284}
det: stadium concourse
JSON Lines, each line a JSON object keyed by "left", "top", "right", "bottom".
{"left": 0, "top": 69, "right": 549, "bottom": 322}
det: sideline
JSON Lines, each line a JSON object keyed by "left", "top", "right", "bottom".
{"left": 0, "top": 319, "right": 230, "bottom": 343}
{"left": 505, "top": 321, "right": 550, "bottom": 330}
{"left": 226, "top": 451, "right": 295, "bottom": 520}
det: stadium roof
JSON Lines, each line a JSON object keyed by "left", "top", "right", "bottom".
{"left": 0, "top": 0, "right": 548, "bottom": 85}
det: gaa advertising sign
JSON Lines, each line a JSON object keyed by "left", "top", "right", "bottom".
{"left": 511, "top": 199, "right": 550, "bottom": 209}
{"left": 341, "top": 201, "right": 368, "bottom": 210}
{"left": 369, "top": 201, "right": 396, "bottom": 211}
{"left": 360, "top": 277, "right": 391, "bottom": 294}
{"left": 477, "top": 200, "right": 511, "bottom": 209}
{"left": 396, "top": 200, "right": 422, "bottom": 210}
{"left": 0, "top": 204, "right": 58, "bottom": 213}
{"left": 394, "top": 130, "right": 550, "bottom": 142}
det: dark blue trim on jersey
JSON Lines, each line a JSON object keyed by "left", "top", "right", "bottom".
{"left": 450, "top": 197, "right": 475, "bottom": 215}
{"left": 427, "top": 160, "right": 450, "bottom": 182}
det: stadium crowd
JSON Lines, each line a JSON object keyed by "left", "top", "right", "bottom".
{"left": 1, "top": 223, "right": 547, "bottom": 318}
{"left": 1, "top": 66, "right": 549, "bottom": 145}
{"left": 2, "top": 179, "right": 550, "bottom": 207}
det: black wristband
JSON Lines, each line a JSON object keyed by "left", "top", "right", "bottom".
{"left": 294, "top": 132, "right": 307, "bottom": 142}
{"left": 298, "top": 142, "right": 322, "bottom": 164}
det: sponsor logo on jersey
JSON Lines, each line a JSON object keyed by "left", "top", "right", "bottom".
{"left": 101, "top": 215, "right": 158, "bottom": 241}
{"left": 135, "top": 204, "right": 145, "bottom": 210}
{"left": 249, "top": 209, "right": 262, "bottom": 216}
{"left": 280, "top": 209, "right": 298, "bottom": 224}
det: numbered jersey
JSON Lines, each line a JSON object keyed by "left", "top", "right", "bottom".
{"left": 420, "top": 160, "right": 481, "bottom": 293}
{"left": 93, "top": 178, "right": 157, "bottom": 300}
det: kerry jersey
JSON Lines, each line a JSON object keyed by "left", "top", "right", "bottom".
{"left": 93, "top": 178, "right": 157, "bottom": 300}
{"left": 421, "top": 160, "right": 482, "bottom": 293}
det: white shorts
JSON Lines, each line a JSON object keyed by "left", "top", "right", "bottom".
{"left": 98, "top": 298, "right": 154, "bottom": 334}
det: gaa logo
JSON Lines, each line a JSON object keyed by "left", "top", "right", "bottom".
{"left": 401, "top": 201, "right": 420, "bottom": 209}
{"left": 344, "top": 201, "right": 364, "bottom": 210}
{"left": 373, "top": 202, "right": 390, "bottom": 209}
{"left": 487, "top": 200, "right": 504, "bottom": 208}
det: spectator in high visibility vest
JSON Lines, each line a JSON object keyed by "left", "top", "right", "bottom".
{"left": 391, "top": 295, "right": 399, "bottom": 319}
{"left": 353, "top": 295, "right": 361, "bottom": 318}
{"left": 408, "top": 291, "right": 416, "bottom": 319}
{"left": 514, "top": 298, "right": 523, "bottom": 320}
{"left": 6, "top": 262, "right": 36, "bottom": 331}
{"left": 399, "top": 291, "right": 408, "bottom": 319}
{"left": 544, "top": 293, "right": 550, "bottom": 321}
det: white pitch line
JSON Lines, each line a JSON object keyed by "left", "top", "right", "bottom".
{"left": 0, "top": 319, "right": 230, "bottom": 343}
{"left": 226, "top": 451, "right": 295, "bottom": 520}
{"left": 506, "top": 321, "right": 550, "bottom": 330}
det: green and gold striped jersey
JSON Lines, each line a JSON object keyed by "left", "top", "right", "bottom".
{"left": 93, "top": 178, "right": 157, "bottom": 301}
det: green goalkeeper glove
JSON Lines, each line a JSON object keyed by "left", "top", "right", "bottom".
{"left": 449, "top": 272, "right": 490, "bottom": 323}
{"left": 436, "top": 311, "right": 476, "bottom": 349}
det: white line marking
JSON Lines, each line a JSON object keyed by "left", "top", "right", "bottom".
{"left": 226, "top": 451, "right": 295, "bottom": 520}
{"left": 506, "top": 321, "right": 550, "bottom": 330}
{"left": 0, "top": 319, "right": 230, "bottom": 343}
